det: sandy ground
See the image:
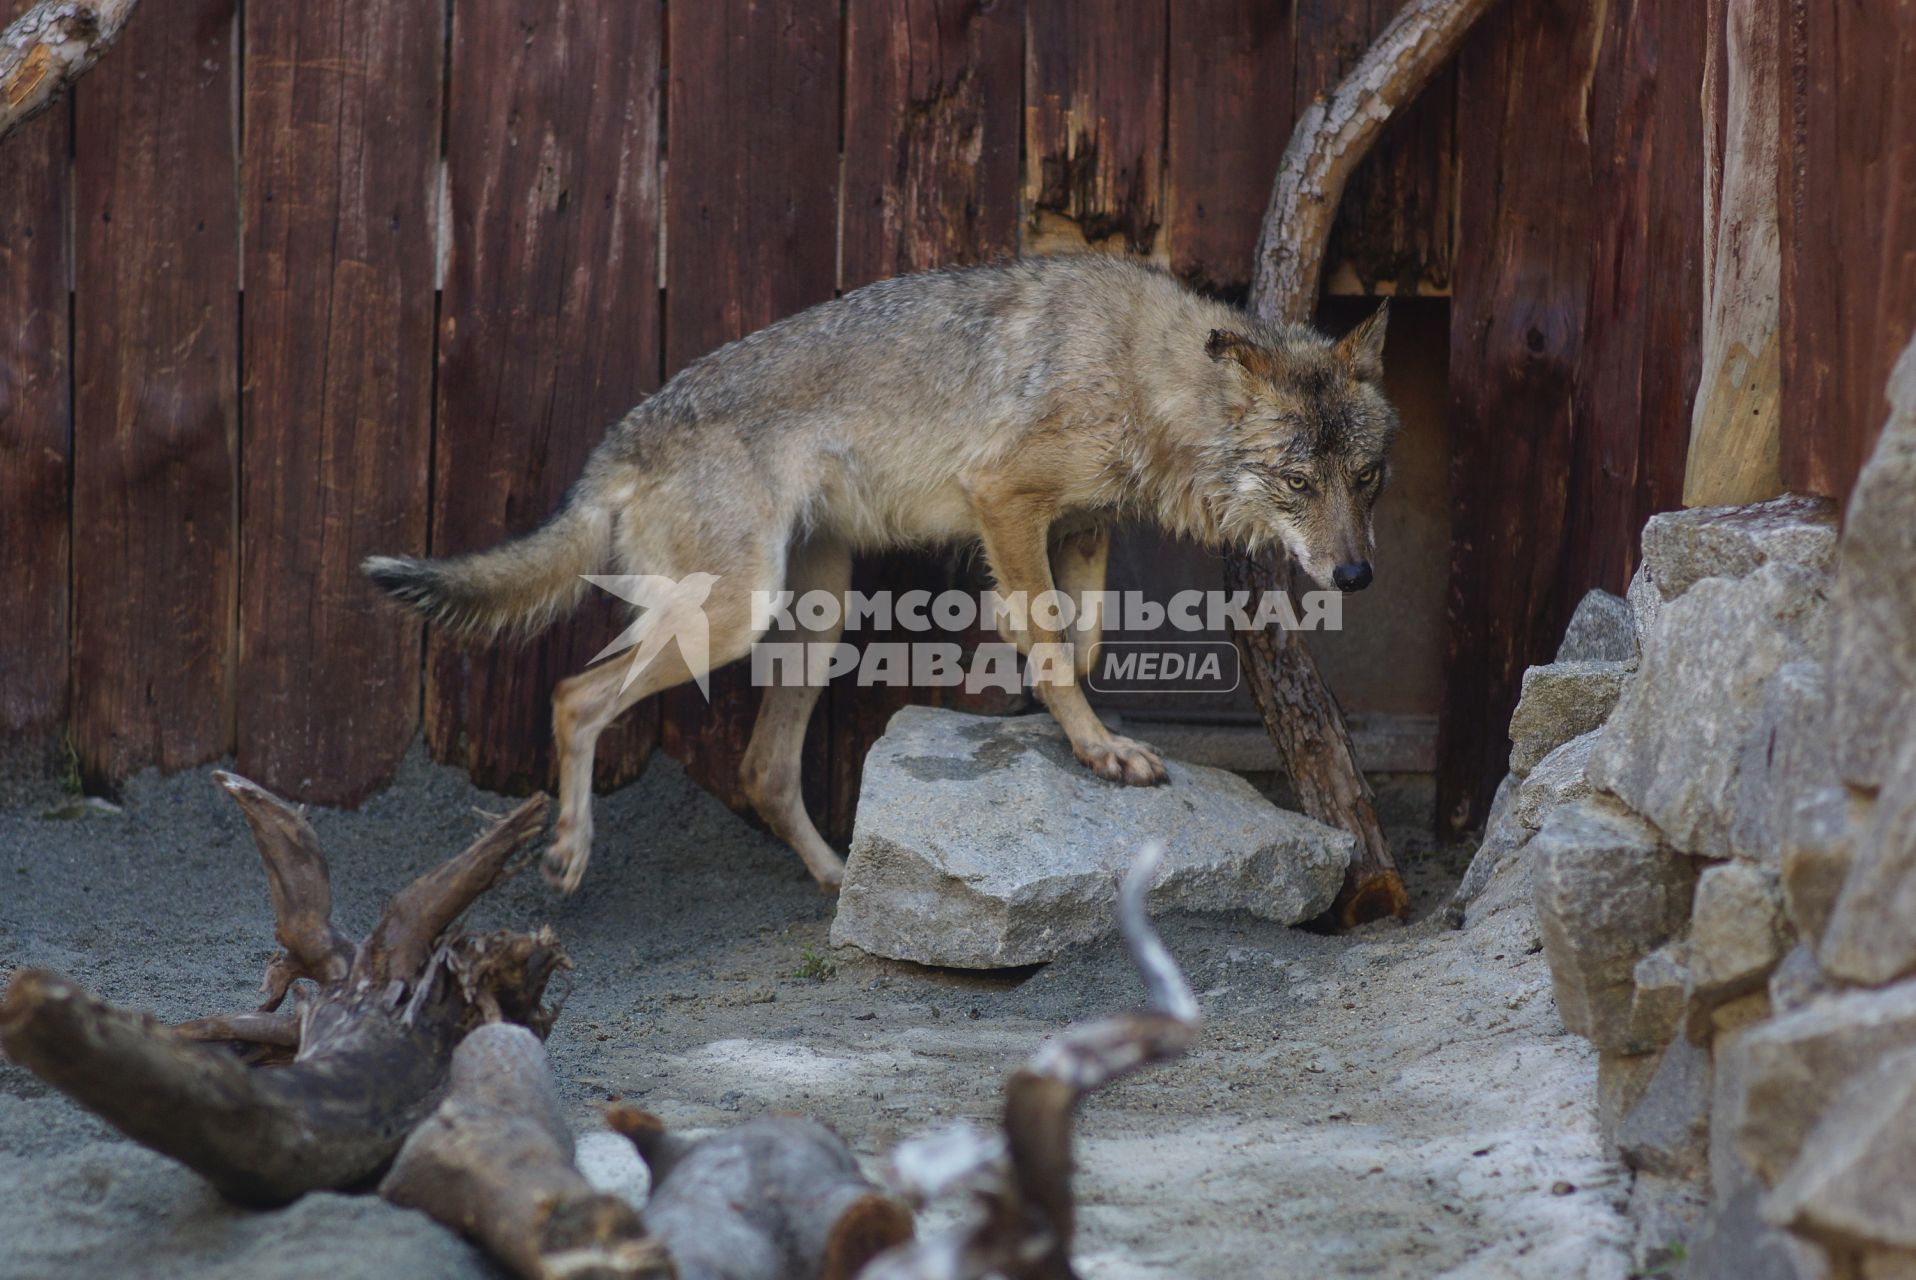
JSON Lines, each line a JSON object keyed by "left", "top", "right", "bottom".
{"left": 0, "top": 743, "right": 1634, "bottom": 1279}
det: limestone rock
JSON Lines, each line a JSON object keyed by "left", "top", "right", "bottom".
{"left": 1728, "top": 981, "right": 1916, "bottom": 1185}
{"left": 1770, "top": 944, "right": 1838, "bottom": 1016}
{"left": 1628, "top": 941, "right": 1689, "bottom": 1051}
{"left": 1689, "top": 862, "right": 1790, "bottom": 1002}
{"left": 1638, "top": 493, "right": 1838, "bottom": 601}
{"left": 1627, "top": 560, "right": 1665, "bottom": 651}
{"left": 1828, "top": 336, "right": 1916, "bottom": 791}
{"left": 1766, "top": 1043, "right": 1916, "bottom": 1253}
{"left": 1513, "top": 729, "right": 1600, "bottom": 831}
{"left": 831, "top": 707, "right": 1350, "bottom": 968}
{"left": 1445, "top": 775, "right": 1530, "bottom": 926}
{"left": 1685, "top": 1184, "right": 1835, "bottom": 1280}
{"left": 1820, "top": 730, "right": 1916, "bottom": 987}
{"left": 1588, "top": 562, "right": 1829, "bottom": 858}
{"left": 1557, "top": 588, "right": 1638, "bottom": 663}
{"left": 1598, "top": 1050, "right": 1660, "bottom": 1149}
{"left": 1732, "top": 662, "right": 1838, "bottom": 865}
{"left": 1783, "top": 786, "right": 1861, "bottom": 948}
{"left": 1530, "top": 798, "right": 1698, "bottom": 1052}
{"left": 1617, "top": 1035, "right": 1712, "bottom": 1181}
{"left": 1507, "top": 660, "right": 1630, "bottom": 776}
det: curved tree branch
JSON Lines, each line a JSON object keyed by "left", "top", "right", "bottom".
{"left": 0, "top": 0, "right": 140, "bottom": 141}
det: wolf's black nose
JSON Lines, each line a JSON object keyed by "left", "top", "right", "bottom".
{"left": 1333, "top": 561, "right": 1373, "bottom": 593}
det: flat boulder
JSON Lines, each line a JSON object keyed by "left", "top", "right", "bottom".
{"left": 831, "top": 707, "right": 1350, "bottom": 968}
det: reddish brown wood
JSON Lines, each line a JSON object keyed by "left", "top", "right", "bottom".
{"left": 0, "top": 88, "right": 68, "bottom": 777}
{"left": 660, "top": 0, "right": 841, "bottom": 812}
{"left": 1023, "top": 0, "right": 1166, "bottom": 254}
{"left": 1166, "top": 1, "right": 1293, "bottom": 294}
{"left": 1437, "top": 0, "right": 1604, "bottom": 835}
{"left": 428, "top": 0, "right": 663, "bottom": 795}
{"left": 1564, "top": 0, "right": 1702, "bottom": 596}
{"left": 1778, "top": 0, "right": 1916, "bottom": 507}
{"left": 236, "top": 0, "right": 442, "bottom": 805}
{"left": 842, "top": 0, "right": 1022, "bottom": 286}
{"left": 832, "top": 0, "right": 1024, "bottom": 840}
{"left": 70, "top": 0, "right": 238, "bottom": 787}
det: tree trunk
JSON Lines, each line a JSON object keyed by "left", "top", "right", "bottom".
{"left": 1228, "top": 0, "right": 1507, "bottom": 926}
{"left": 0, "top": 0, "right": 140, "bottom": 140}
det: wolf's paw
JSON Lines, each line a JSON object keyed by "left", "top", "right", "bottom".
{"left": 1076, "top": 735, "right": 1168, "bottom": 787}
{"left": 542, "top": 820, "right": 593, "bottom": 894}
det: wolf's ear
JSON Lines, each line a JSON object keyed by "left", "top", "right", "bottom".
{"left": 1334, "top": 300, "right": 1389, "bottom": 382}
{"left": 1206, "top": 329, "right": 1269, "bottom": 375}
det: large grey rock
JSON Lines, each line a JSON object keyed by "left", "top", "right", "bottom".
{"left": 1628, "top": 941, "right": 1689, "bottom": 1051}
{"left": 1513, "top": 729, "right": 1600, "bottom": 831}
{"left": 1685, "top": 1184, "right": 1834, "bottom": 1280}
{"left": 1588, "top": 562, "right": 1829, "bottom": 858}
{"left": 1445, "top": 772, "right": 1529, "bottom": 925}
{"left": 1688, "top": 861, "right": 1790, "bottom": 1003}
{"left": 1638, "top": 494, "right": 1839, "bottom": 602}
{"left": 1820, "top": 730, "right": 1916, "bottom": 987}
{"left": 1767, "top": 1043, "right": 1916, "bottom": 1252}
{"left": 1783, "top": 786, "right": 1861, "bottom": 947}
{"left": 1727, "top": 981, "right": 1916, "bottom": 1185}
{"left": 1507, "top": 660, "right": 1630, "bottom": 776}
{"left": 1616, "top": 1034, "right": 1712, "bottom": 1181}
{"left": 1531, "top": 798, "right": 1698, "bottom": 1052}
{"left": 832, "top": 708, "right": 1350, "bottom": 967}
{"left": 1732, "top": 662, "right": 1838, "bottom": 865}
{"left": 1557, "top": 588, "right": 1638, "bottom": 663}
{"left": 1627, "top": 560, "right": 1665, "bottom": 651}
{"left": 1828, "top": 337, "right": 1916, "bottom": 791}
{"left": 1770, "top": 943, "right": 1839, "bottom": 1016}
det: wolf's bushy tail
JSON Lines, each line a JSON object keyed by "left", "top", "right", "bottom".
{"left": 362, "top": 485, "right": 612, "bottom": 641}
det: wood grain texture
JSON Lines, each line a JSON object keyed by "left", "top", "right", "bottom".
{"left": 1023, "top": 0, "right": 1165, "bottom": 254}
{"left": 1566, "top": 0, "right": 1701, "bottom": 593}
{"left": 1778, "top": 0, "right": 1916, "bottom": 507}
{"left": 1437, "top": 0, "right": 1604, "bottom": 835}
{"left": 834, "top": 0, "right": 1025, "bottom": 840}
{"left": 237, "top": 0, "right": 441, "bottom": 804}
{"left": 843, "top": 0, "right": 1023, "bottom": 286}
{"left": 70, "top": 0, "right": 237, "bottom": 787}
{"left": 428, "top": 0, "right": 663, "bottom": 796}
{"left": 0, "top": 91, "right": 67, "bottom": 776}
{"left": 660, "top": 0, "right": 841, "bottom": 812}
{"left": 1165, "top": 0, "right": 1293, "bottom": 294}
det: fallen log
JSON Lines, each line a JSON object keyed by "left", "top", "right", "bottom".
{"left": 381, "top": 1022, "right": 672, "bottom": 1280}
{"left": 0, "top": 772, "right": 563, "bottom": 1207}
{"left": 860, "top": 843, "right": 1200, "bottom": 1280}
{"left": 607, "top": 1108, "right": 914, "bottom": 1280}
{"left": 1226, "top": 0, "right": 1508, "bottom": 926}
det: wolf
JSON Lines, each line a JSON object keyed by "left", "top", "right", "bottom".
{"left": 364, "top": 254, "right": 1398, "bottom": 893}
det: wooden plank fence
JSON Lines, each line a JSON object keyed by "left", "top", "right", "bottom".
{"left": 2, "top": 0, "right": 1910, "bottom": 841}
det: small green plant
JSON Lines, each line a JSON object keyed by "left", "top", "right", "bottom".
{"left": 59, "top": 731, "right": 82, "bottom": 796}
{"left": 792, "top": 945, "right": 835, "bottom": 982}
{"left": 1641, "top": 1241, "right": 1688, "bottom": 1276}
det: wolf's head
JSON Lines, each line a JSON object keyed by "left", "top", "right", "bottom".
{"left": 1203, "top": 303, "right": 1399, "bottom": 592}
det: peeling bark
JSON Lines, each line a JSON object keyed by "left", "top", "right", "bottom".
{"left": 0, "top": 773, "right": 562, "bottom": 1207}
{"left": 0, "top": 0, "right": 139, "bottom": 140}
{"left": 1228, "top": 0, "right": 1506, "bottom": 925}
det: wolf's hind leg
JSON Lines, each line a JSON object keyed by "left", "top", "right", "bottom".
{"left": 740, "top": 536, "right": 852, "bottom": 890}
{"left": 546, "top": 554, "right": 775, "bottom": 893}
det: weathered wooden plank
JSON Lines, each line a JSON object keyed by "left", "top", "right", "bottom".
{"left": 70, "top": 0, "right": 238, "bottom": 787}
{"left": 1023, "top": 0, "right": 1165, "bottom": 255}
{"left": 0, "top": 77, "right": 68, "bottom": 777}
{"left": 1566, "top": 0, "right": 1703, "bottom": 595}
{"left": 1165, "top": 0, "right": 1293, "bottom": 294}
{"left": 843, "top": 0, "right": 1022, "bottom": 285}
{"left": 1778, "top": 0, "right": 1916, "bottom": 506}
{"left": 661, "top": 0, "right": 841, "bottom": 811}
{"left": 429, "top": 0, "right": 663, "bottom": 794}
{"left": 237, "top": 0, "right": 442, "bottom": 804}
{"left": 1437, "top": 0, "right": 1604, "bottom": 836}
{"left": 1684, "top": 0, "right": 1783, "bottom": 508}
{"left": 834, "top": 0, "right": 1024, "bottom": 839}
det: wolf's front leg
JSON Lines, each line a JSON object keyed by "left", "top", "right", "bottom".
{"left": 974, "top": 499, "right": 1167, "bottom": 787}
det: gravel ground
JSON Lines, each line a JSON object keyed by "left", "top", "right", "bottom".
{"left": 0, "top": 743, "right": 1634, "bottom": 1279}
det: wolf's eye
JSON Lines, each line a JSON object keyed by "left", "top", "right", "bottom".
{"left": 1355, "top": 465, "right": 1380, "bottom": 486}
{"left": 1284, "top": 474, "right": 1313, "bottom": 493}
